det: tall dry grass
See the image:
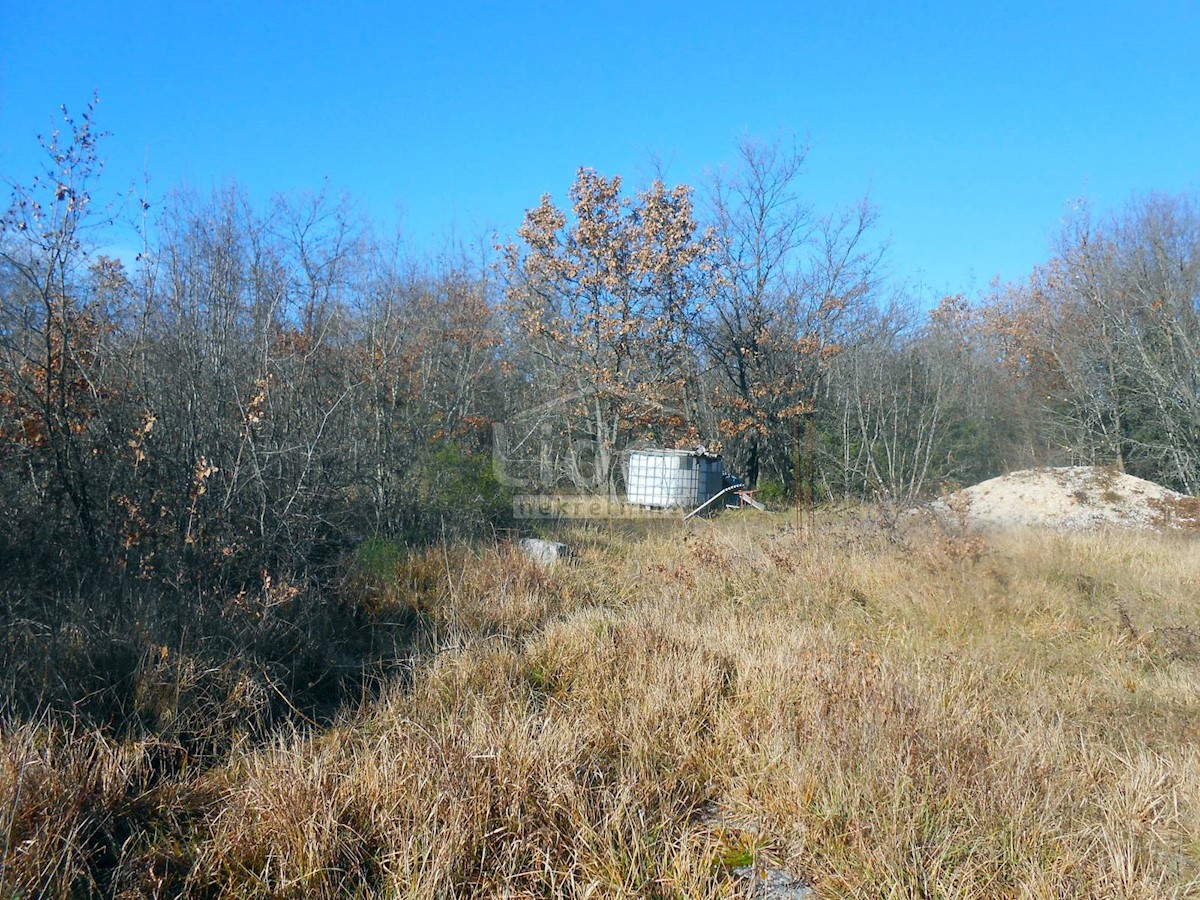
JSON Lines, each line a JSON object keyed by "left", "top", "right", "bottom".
{"left": 3, "top": 512, "right": 1199, "bottom": 897}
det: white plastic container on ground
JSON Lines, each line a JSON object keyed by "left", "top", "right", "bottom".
{"left": 625, "top": 448, "right": 725, "bottom": 509}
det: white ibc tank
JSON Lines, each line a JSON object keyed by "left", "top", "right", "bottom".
{"left": 625, "top": 449, "right": 724, "bottom": 509}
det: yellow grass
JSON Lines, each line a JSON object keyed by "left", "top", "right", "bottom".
{"left": 4, "top": 510, "right": 1200, "bottom": 897}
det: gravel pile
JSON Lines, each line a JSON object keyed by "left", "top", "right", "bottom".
{"left": 927, "top": 466, "right": 1200, "bottom": 532}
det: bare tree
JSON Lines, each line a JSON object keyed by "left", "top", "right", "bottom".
{"left": 702, "top": 136, "right": 884, "bottom": 486}
{"left": 990, "top": 193, "right": 1200, "bottom": 491}
{"left": 0, "top": 96, "right": 132, "bottom": 563}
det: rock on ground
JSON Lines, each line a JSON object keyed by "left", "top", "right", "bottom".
{"left": 518, "top": 537, "right": 569, "bottom": 565}
{"left": 926, "top": 466, "right": 1200, "bottom": 532}
{"left": 732, "top": 864, "right": 816, "bottom": 898}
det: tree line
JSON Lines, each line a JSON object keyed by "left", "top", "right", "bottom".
{"left": 500, "top": 145, "right": 1200, "bottom": 503}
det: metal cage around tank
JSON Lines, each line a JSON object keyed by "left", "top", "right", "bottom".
{"left": 624, "top": 448, "right": 725, "bottom": 509}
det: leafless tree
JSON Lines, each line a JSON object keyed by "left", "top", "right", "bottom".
{"left": 702, "top": 136, "right": 885, "bottom": 486}
{"left": 990, "top": 193, "right": 1200, "bottom": 491}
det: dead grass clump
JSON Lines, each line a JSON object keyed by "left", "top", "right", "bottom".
{"left": 1150, "top": 626, "right": 1200, "bottom": 662}
{"left": 0, "top": 721, "right": 210, "bottom": 898}
{"left": 126, "top": 643, "right": 283, "bottom": 757}
{"left": 345, "top": 540, "right": 580, "bottom": 642}
{"left": 184, "top": 620, "right": 736, "bottom": 897}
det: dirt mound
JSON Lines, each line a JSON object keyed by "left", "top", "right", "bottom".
{"left": 928, "top": 466, "right": 1200, "bottom": 532}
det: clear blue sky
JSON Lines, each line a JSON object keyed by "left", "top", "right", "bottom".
{"left": 2, "top": 1, "right": 1197, "bottom": 298}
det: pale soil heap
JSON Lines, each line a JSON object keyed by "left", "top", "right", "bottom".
{"left": 928, "top": 465, "right": 1200, "bottom": 531}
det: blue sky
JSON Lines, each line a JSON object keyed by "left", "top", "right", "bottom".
{"left": 2, "top": 1, "right": 1197, "bottom": 299}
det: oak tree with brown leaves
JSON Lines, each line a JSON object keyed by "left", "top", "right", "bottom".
{"left": 503, "top": 168, "right": 716, "bottom": 491}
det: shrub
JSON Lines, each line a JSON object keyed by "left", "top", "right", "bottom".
{"left": 402, "top": 446, "right": 513, "bottom": 541}
{"left": 753, "top": 478, "right": 788, "bottom": 508}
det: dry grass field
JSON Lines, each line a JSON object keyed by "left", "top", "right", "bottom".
{"left": 4, "top": 509, "right": 1200, "bottom": 898}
